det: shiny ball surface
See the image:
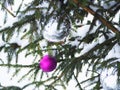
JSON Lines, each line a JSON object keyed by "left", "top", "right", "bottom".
{"left": 39, "top": 55, "right": 57, "bottom": 72}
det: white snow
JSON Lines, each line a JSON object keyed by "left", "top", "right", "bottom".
{"left": 0, "top": 0, "right": 120, "bottom": 90}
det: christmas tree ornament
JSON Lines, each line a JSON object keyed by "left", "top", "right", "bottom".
{"left": 39, "top": 55, "right": 57, "bottom": 72}
{"left": 43, "top": 11, "right": 70, "bottom": 43}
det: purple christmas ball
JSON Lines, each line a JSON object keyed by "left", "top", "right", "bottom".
{"left": 39, "top": 55, "right": 57, "bottom": 72}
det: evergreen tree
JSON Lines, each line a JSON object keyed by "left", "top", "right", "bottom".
{"left": 0, "top": 0, "right": 120, "bottom": 90}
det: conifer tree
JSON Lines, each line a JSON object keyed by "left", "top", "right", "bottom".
{"left": 0, "top": 0, "right": 120, "bottom": 90}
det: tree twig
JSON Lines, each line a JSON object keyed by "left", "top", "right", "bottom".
{"left": 74, "top": 73, "right": 83, "bottom": 90}
{"left": 22, "top": 76, "right": 57, "bottom": 89}
{"left": 73, "top": 0, "right": 120, "bottom": 34}
{"left": 0, "top": 14, "right": 35, "bottom": 33}
{"left": 0, "top": 2, "right": 16, "bottom": 17}
{"left": 0, "top": 63, "right": 37, "bottom": 68}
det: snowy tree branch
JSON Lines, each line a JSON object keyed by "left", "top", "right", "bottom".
{"left": 73, "top": 0, "right": 120, "bottom": 34}
{"left": 0, "top": 14, "right": 35, "bottom": 33}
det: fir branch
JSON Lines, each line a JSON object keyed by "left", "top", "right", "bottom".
{"left": 80, "top": 75, "right": 99, "bottom": 85}
{"left": 0, "top": 2, "right": 16, "bottom": 17}
{"left": 17, "top": 37, "right": 42, "bottom": 53}
{"left": 73, "top": 0, "right": 120, "bottom": 34}
{"left": 74, "top": 73, "right": 83, "bottom": 90}
{"left": 50, "top": 70, "right": 65, "bottom": 85}
{"left": 0, "top": 63, "right": 38, "bottom": 68}
{"left": 22, "top": 76, "right": 57, "bottom": 89}
{"left": 16, "top": 0, "right": 24, "bottom": 16}
{"left": 76, "top": 37, "right": 117, "bottom": 62}
{"left": 0, "top": 14, "right": 35, "bottom": 33}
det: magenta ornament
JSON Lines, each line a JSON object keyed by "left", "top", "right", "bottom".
{"left": 39, "top": 55, "right": 57, "bottom": 72}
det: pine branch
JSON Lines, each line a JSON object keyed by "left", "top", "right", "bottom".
{"left": 73, "top": 0, "right": 120, "bottom": 34}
